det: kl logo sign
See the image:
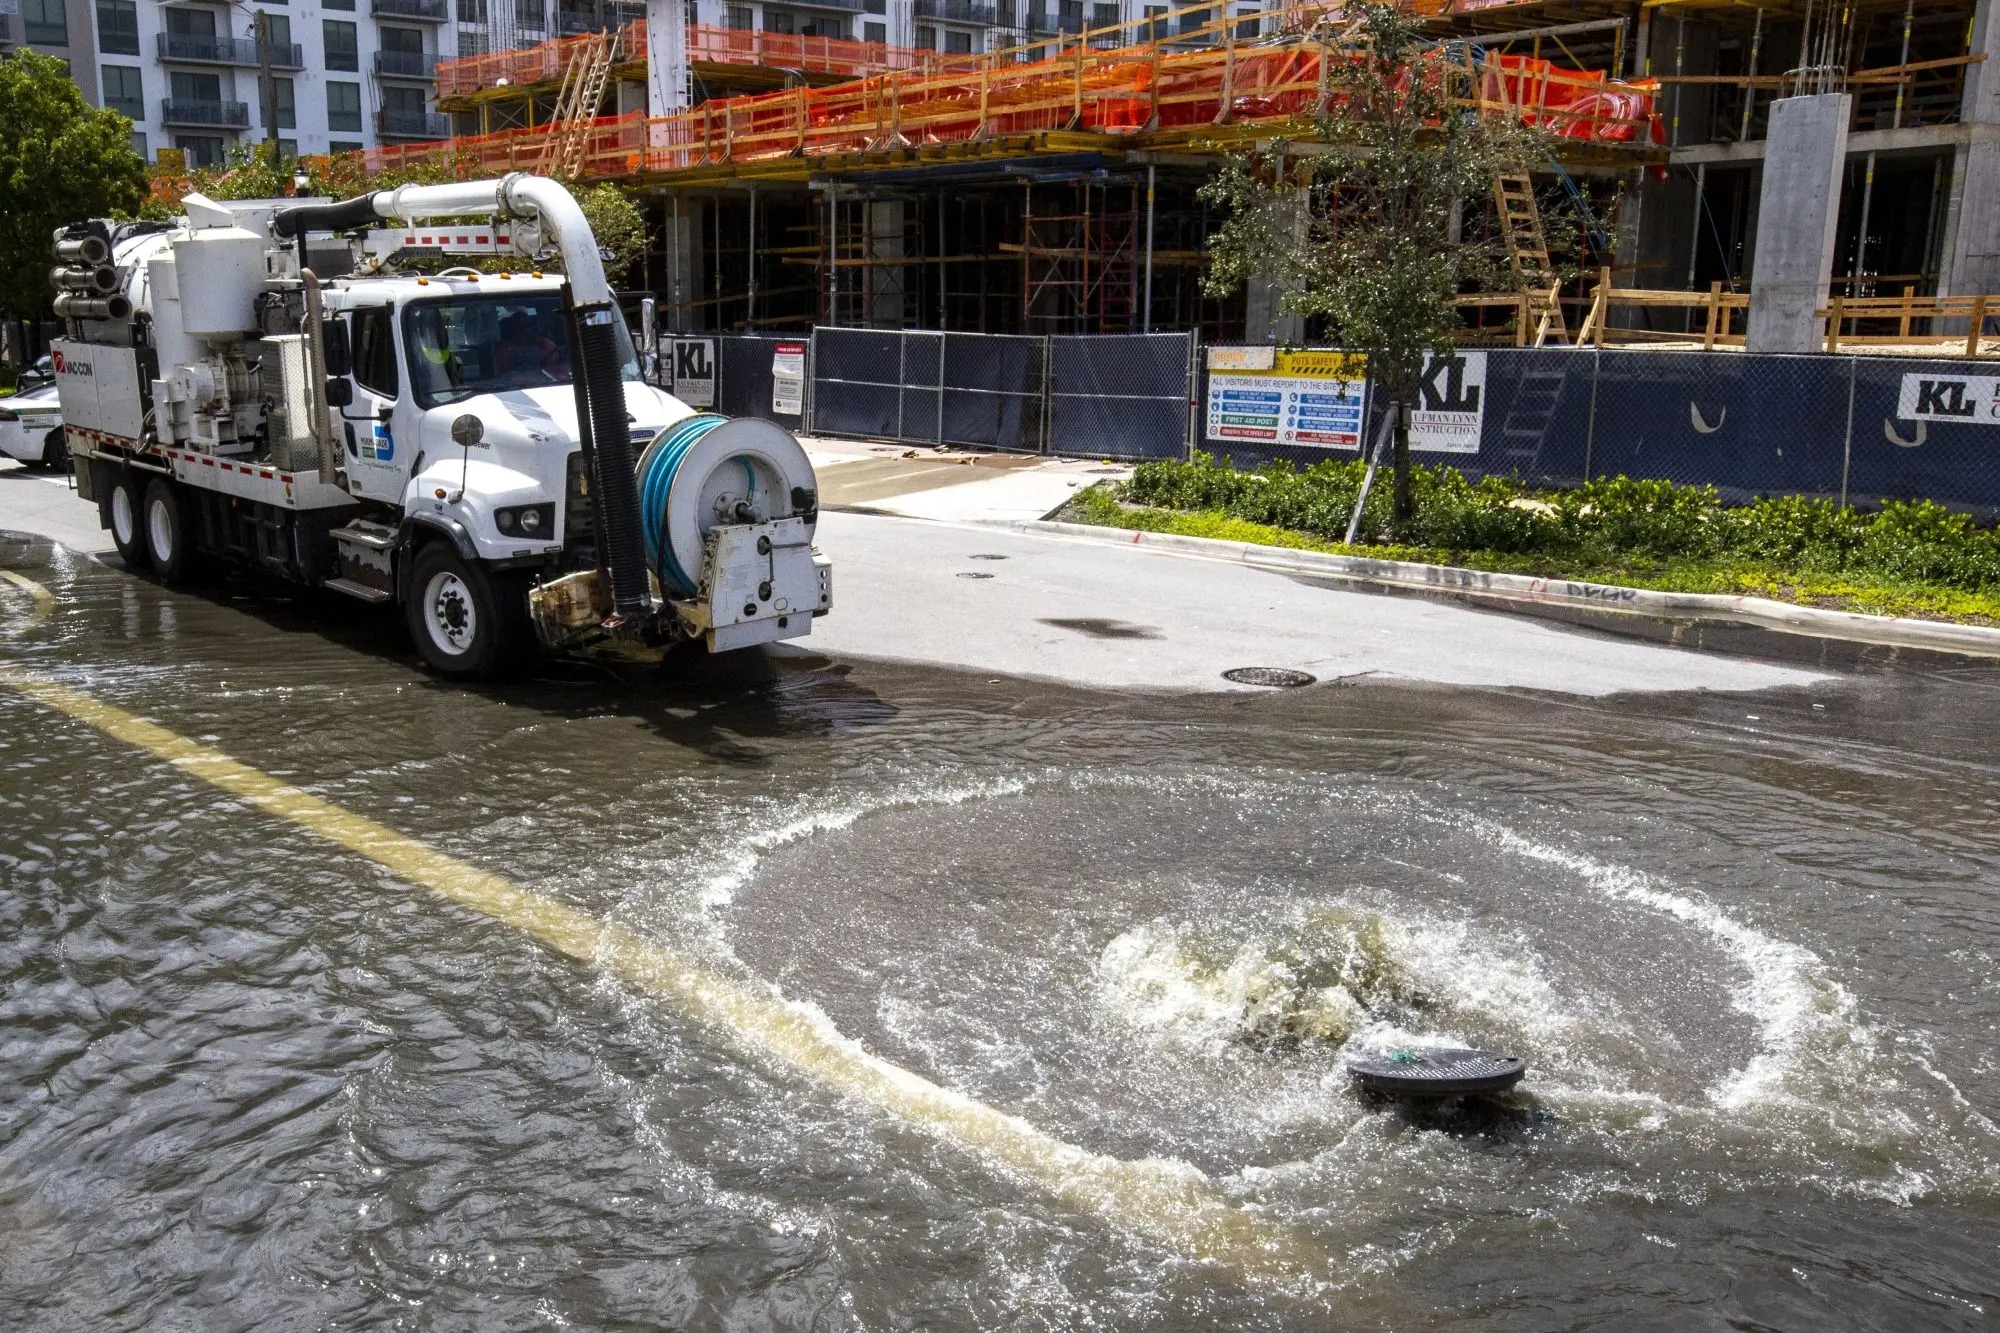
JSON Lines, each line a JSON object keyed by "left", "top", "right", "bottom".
{"left": 1899, "top": 373, "right": 2000, "bottom": 423}
{"left": 1409, "top": 350, "right": 1487, "bottom": 455}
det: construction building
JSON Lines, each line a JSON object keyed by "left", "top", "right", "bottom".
{"left": 125, "top": 0, "right": 2000, "bottom": 346}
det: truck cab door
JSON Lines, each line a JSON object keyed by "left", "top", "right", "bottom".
{"left": 339, "top": 304, "right": 406, "bottom": 504}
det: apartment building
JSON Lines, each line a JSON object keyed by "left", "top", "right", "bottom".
{"left": 0, "top": 0, "right": 462, "bottom": 163}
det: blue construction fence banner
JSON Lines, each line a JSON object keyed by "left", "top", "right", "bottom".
{"left": 1196, "top": 346, "right": 2000, "bottom": 517}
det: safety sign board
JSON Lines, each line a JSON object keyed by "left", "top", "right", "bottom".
{"left": 1204, "top": 349, "right": 1368, "bottom": 449}
{"left": 771, "top": 341, "right": 806, "bottom": 417}
{"left": 664, "top": 337, "right": 716, "bottom": 408}
{"left": 1409, "top": 350, "right": 1487, "bottom": 454}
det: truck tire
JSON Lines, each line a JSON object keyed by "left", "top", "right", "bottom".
{"left": 405, "top": 541, "right": 533, "bottom": 678}
{"left": 142, "top": 477, "right": 198, "bottom": 583}
{"left": 105, "top": 471, "right": 147, "bottom": 568}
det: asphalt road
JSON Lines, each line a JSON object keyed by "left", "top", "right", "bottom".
{"left": 0, "top": 456, "right": 1820, "bottom": 695}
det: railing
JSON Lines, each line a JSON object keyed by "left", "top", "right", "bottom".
{"left": 1567, "top": 272, "right": 2000, "bottom": 358}
{"left": 371, "top": 0, "right": 450, "bottom": 19}
{"left": 376, "top": 48, "right": 435, "bottom": 77}
{"left": 377, "top": 33, "right": 1657, "bottom": 187}
{"left": 161, "top": 98, "right": 251, "bottom": 127}
{"left": 376, "top": 108, "right": 451, "bottom": 137}
{"left": 916, "top": 0, "right": 998, "bottom": 21}
{"left": 156, "top": 33, "right": 304, "bottom": 67}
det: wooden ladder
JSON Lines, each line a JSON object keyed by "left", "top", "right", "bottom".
{"left": 536, "top": 32, "right": 615, "bottom": 180}
{"left": 1492, "top": 172, "right": 1566, "bottom": 344}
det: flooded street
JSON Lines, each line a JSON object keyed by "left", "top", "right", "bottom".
{"left": 2, "top": 528, "right": 1997, "bottom": 1329}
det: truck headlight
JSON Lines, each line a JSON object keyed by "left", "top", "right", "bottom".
{"left": 494, "top": 503, "right": 555, "bottom": 537}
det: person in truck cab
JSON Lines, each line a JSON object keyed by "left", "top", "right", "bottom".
{"left": 495, "top": 311, "right": 565, "bottom": 384}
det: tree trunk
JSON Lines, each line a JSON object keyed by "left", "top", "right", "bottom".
{"left": 1391, "top": 393, "right": 1414, "bottom": 533}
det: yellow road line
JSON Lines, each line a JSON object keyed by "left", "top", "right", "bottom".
{"left": 0, "top": 569, "right": 53, "bottom": 633}
{"left": 0, "top": 568, "right": 1321, "bottom": 1286}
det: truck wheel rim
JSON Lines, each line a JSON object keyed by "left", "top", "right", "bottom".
{"left": 112, "top": 486, "right": 136, "bottom": 547}
{"left": 423, "top": 571, "right": 476, "bottom": 657}
{"left": 148, "top": 497, "right": 174, "bottom": 561}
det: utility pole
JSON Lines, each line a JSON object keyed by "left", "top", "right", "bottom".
{"left": 255, "top": 8, "right": 280, "bottom": 166}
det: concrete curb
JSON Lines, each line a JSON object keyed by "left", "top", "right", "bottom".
{"left": 1027, "top": 519, "right": 2000, "bottom": 659}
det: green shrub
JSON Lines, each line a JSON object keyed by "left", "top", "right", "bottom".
{"left": 1106, "top": 458, "right": 2000, "bottom": 597}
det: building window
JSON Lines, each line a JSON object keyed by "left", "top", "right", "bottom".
{"left": 914, "top": 23, "right": 935, "bottom": 47}
{"left": 863, "top": 19, "right": 884, "bottom": 42}
{"left": 382, "top": 84, "right": 427, "bottom": 115}
{"left": 23, "top": 0, "right": 68, "bottom": 45}
{"left": 101, "top": 64, "right": 144, "bottom": 118}
{"left": 262, "top": 13, "right": 292, "bottom": 48}
{"left": 379, "top": 24, "right": 422, "bottom": 53}
{"left": 1144, "top": 3, "right": 1163, "bottom": 38}
{"left": 863, "top": 0, "right": 884, "bottom": 11}
{"left": 325, "top": 0, "right": 355, "bottom": 10}
{"left": 515, "top": 0, "right": 543, "bottom": 26}
{"left": 456, "top": 0, "right": 488, "bottom": 23}
{"left": 763, "top": 8, "right": 793, "bottom": 33}
{"left": 96, "top": 0, "right": 139, "bottom": 54}
{"left": 324, "top": 20, "right": 358, "bottom": 70}
{"left": 996, "top": 0, "right": 1014, "bottom": 26}
{"left": 166, "top": 7, "right": 217, "bottom": 40}
{"left": 725, "top": 4, "right": 751, "bottom": 28}
{"left": 269, "top": 76, "right": 295, "bottom": 129}
{"left": 1090, "top": 2, "right": 1114, "bottom": 29}
{"left": 170, "top": 69, "right": 222, "bottom": 102}
{"left": 132, "top": 131, "right": 149, "bottom": 159}
{"left": 327, "top": 80, "right": 362, "bottom": 131}
{"left": 1234, "top": 4, "right": 1257, "bottom": 39}
{"left": 174, "top": 134, "right": 225, "bottom": 167}
{"left": 944, "top": 28, "right": 971, "bottom": 52}
{"left": 1178, "top": 6, "right": 1208, "bottom": 35}
{"left": 329, "top": 140, "right": 363, "bottom": 154}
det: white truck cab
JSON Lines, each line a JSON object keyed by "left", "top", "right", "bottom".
{"left": 49, "top": 174, "right": 830, "bottom": 677}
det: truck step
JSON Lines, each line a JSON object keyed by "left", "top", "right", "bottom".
{"left": 323, "top": 577, "right": 392, "bottom": 604}
{"left": 330, "top": 524, "right": 397, "bottom": 552}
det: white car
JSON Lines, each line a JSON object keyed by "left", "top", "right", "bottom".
{"left": 0, "top": 385, "right": 66, "bottom": 470}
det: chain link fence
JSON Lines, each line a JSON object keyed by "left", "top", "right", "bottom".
{"left": 1194, "top": 347, "right": 2000, "bottom": 518}
{"left": 1048, "top": 334, "right": 1196, "bottom": 461}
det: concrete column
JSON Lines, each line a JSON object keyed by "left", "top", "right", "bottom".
{"left": 646, "top": 0, "right": 691, "bottom": 116}
{"left": 1243, "top": 194, "right": 1306, "bottom": 344}
{"left": 1939, "top": 0, "right": 2000, "bottom": 295}
{"left": 866, "top": 199, "right": 905, "bottom": 328}
{"left": 662, "top": 196, "right": 703, "bottom": 332}
{"left": 1745, "top": 93, "right": 1850, "bottom": 353}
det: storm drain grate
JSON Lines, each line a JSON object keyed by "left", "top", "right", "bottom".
{"left": 1223, "top": 667, "right": 1316, "bottom": 688}
{"left": 968, "top": 553, "right": 1009, "bottom": 561}
{"left": 956, "top": 571, "right": 994, "bottom": 580}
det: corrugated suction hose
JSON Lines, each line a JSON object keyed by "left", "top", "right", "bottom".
{"left": 575, "top": 315, "right": 649, "bottom": 617}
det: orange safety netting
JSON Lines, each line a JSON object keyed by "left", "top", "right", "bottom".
{"left": 369, "top": 39, "right": 1659, "bottom": 184}
{"left": 436, "top": 20, "right": 987, "bottom": 100}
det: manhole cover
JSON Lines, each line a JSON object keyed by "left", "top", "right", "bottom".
{"left": 968, "top": 553, "right": 1009, "bottom": 561}
{"left": 1347, "top": 1047, "right": 1527, "bottom": 1098}
{"left": 1223, "top": 667, "right": 1316, "bottom": 688}
{"left": 956, "top": 571, "right": 994, "bottom": 580}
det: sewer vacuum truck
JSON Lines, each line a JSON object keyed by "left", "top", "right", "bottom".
{"left": 48, "top": 174, "right": 830, "bottom": 676}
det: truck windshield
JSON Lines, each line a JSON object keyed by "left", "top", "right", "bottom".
{"left": 403, "top": 291, "right": 641, "bottom": 408}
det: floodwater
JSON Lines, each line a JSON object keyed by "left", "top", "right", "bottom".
{"left": 1, "top": 531, "right": 1997, "bottom": 1330}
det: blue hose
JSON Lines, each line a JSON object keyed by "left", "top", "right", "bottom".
{"left": 636, "top": 414, "right": 727, "bottom": 595}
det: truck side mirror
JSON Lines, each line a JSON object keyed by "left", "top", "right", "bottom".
{"left": 324, "top": 377, "right": 353, "bottom": 408}
{"left": 322, "top": 319, "right": 351, "bottom": 377}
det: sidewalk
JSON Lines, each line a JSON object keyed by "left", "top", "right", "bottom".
{"left": 802, "top": 436, "right": 1125, "bottom": 523}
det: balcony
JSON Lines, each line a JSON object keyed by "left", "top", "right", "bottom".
{"left": 914, "top": 0, "right": 995, "bottom": 21}
{"left": 156, "top": 33, "right": 304, "bottom": 67}
{"left": 374, "top": 47, "right": 434, "bottom": 77}
{"left": 161, "top": 98, "right": 250, "bottom": 127}
{"left": 371, "top": 0, "right": 449, "bottom": 21}
{"left": 552, "top": 2, "right": 641, "bottom": 35}
{"left": 376, "top": 108, "right": 449, "bottom": 138}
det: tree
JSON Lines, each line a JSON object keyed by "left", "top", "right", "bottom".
{"left": 1200, "top": 3, "right": 1544, "bottom": 531}
{"left": 574, "top": 183, "right": 646, "bottom": 288}
{"left": 0, "top": 50, "right": 149, "bottom": 320}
